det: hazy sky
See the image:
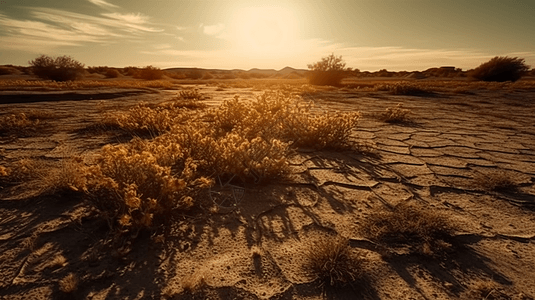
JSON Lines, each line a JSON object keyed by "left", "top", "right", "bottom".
{"left": 0, "top": 0, "right": 534, "bottom": 71}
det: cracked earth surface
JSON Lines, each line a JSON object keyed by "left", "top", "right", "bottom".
{"left": 1, "top": 85, "right": 535, "bottom": 299}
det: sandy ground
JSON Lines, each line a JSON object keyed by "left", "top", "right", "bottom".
{"left": 1, "top": 83, "right": 535, "bottom": 300}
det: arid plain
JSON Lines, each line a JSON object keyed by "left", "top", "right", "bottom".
{"left": 1, "top": 74, "right": 535, "bottom": 300}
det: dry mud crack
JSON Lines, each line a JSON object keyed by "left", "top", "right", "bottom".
{"left": 1, "top": 86, "right": 535, "bottom": 299}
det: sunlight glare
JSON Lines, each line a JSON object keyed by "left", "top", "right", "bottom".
{"left": 230, "top": 6, "right": 299, "bottom": 58}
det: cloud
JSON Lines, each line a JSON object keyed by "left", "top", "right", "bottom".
{"left": 87, "top": 0, "right": 118, "bottom": 9}
{"left": 0, "top": 8, "right": 164, "bottom": 53}
{"left": 203, "top": 23, "right": 225, "bottom": 36}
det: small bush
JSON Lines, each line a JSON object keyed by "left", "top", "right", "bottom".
{"left": 377, "top": 103, "right": 412, "bottom": 123}
{"left": 360, "top": 203, "right": 455, "bottom": 255}
{"left": 81, "top": 140, "right": 213, "bottom": 232}
{"left": 105, "top": 68, "right": 121, "bottom": 78}
{"left": 135, "top": 65, "right": 164, "bottom": 80}
{"left": 470, "top": 56, "right": 530, "bottom": 82}
{"left": 303, "top": 236, "right": 363, "bottom": 288}
{"left": 374, "top": 81, "right": 429, "bottom": 95}
{"left": 0, "top": 66, "right": 18, "bottom": 75}
{"left": 0, "top": 112, "right": 41, "bottom": 135}
{"left": 473, "top": 170, "right": 518, "bottom": 192}
{"left": 307, "top": 54, "right": 352, "bottom": 86}
{"left": 28, "top": 55, "right": 85, "bottom": 81}
{"left": 59, "top": 273, "right": 79, "bottom": 293}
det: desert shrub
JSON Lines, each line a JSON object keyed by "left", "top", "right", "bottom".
{"left": 108, "top": 102, "right": 194, "bottom": 137}
{"left": 58, "top": 273, "right": 79, "bottom": 294}
{"left": 135, "top": 65, "right": 164, "bottom": 80}
{"left": 0, "top": 112, "right": 41, "bottom": 135}
{"left": 28, "top": 55, "right": 85, "bottom": 81}
{"left": 0, "top": 66, "right": 18, "bottom": 75}
{"left": 377, "top": 103, "right": 412, "bottom": 123}
{"left": 123, "top": 66, "right": 139, "bottom": 76}
{"left": 360, "top": 203, "right": 455, "bottom": 255}
{"left": 81, "top": 140, "right": 212, "bottom": 231}
{"left": 473, "top": 170, "right": 518, "bottom": 192}
{"left": 307, "top": 54, "right": 352, "bottom": 86}
{"left": 470, "top": 56, "right": 530, "bottom": 82}
{"left": 303, "top": 236, "right": 363, "bottom": 288}
{"left": 208, "top": 91, "right": 360, "bottom": 149}
{"left": 178, "top": 89, "right": 203, "bottom": 100}
{"left": 374, "top": 81, "right": 430, "bottom": 95}
{"left": 104, "top": 68, "right": 121, "bottom": 78}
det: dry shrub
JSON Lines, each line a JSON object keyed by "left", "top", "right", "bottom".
{"left": 0, "top": 165, "right": 8, "bottom": 177}
{"left": 178, "top": 89, "right": 203, "bottom": 100}
{"left": 158, "top": 125, "right": 290, "bottom": 183}
{"left": 81, "top": 90, "right": 360, "bottom": 234}
{"left": 2, "top": 155, "right": 87, "bottom": 197}
{"left": 134, "top": 65, "right": 164, "bottom": 80}
{"left": 462, "top": 279, "right": 513, "bottom": 300}
{"left": 108, "top": 102, "right": 194, "bottom": 137}
{"left": 470, "top": 56, "right": 530, "bottom": 82}
{"left": 208, "top": 91, "right": 360, "bottom": 149}
{"left": 0, "top": 66, "right": 18, "bottom": 75}
{"left": 80, "top": 139, "right": 212, "bottom": 231}
{"left": 303, "top": 236, "right": 363, "bottom": 288}
{"left": 59, "top": 273, "right": 79, "bottom": 293}
{"left": 307, "top": 54, "right": 352, "bottom": 86}
{"left": 377, "top": 103, "right": 412, "bottom": 123}
{"left": 0, "top": 112, "right": 41, "bottom": 135}
{"left": 375, "top": 81, "right": 429, "bottom": 95}
{"left": 473, "top": 170, "right": 518, "bottom": 192}
{"left": 360, "top": 203, "right": 455, "bottom": 255}
{"left": 104, "top": 68, "right": 121, "bottom": 78}
{"left": 29, "top": 55, "right": 85, "bottom": 82}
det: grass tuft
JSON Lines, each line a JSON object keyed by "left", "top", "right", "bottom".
{"left": 360, "top": 203, "right": 455, "bottom": 256}
{"left": 303, "top": 236, "right": 363, "bottom": 288}
{"left": 473, "top": 170, "right": 519, "bottom": 192}
{"left": 58, "top": 273, "right": 79, "bottom": 293}
{"left": 376, "top": 103, "right": 412, "bottom": 123}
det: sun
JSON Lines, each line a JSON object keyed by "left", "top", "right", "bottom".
{"left": 230, "top": 6, "right": 298, "bottom": 57}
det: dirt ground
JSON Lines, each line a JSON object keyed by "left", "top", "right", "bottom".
{"left": 1, "top": 81, "right": 535, "bottom": 300}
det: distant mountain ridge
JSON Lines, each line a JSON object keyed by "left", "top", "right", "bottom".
{"left": 164, "top": 66, "right": 308, "bottom": 76}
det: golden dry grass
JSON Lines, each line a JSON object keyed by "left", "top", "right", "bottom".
{"left": 73, "top": 90, "right": 360, "bottom": 236}
{"left": 303, "top": 236, "right": 363, "bottom": 288}
{"left": 360, "top": 203, "right": 455, "bottom": 256}
{"left": 58, "top": 273, "right": 79, "bottom": 293}
{"left": 376, "top": 103, "right": 412, "bottom": 123}
{"left": 473, "top": 170, "right": 519, "bottom": 192}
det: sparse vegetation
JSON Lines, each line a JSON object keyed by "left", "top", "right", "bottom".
{"left": 28, "top": 55, "right": 85, "bottom": 81}
{"left": 375, "top": 81, "right": 430, "bottom": 95}
{"left": 135, "top": 65, "right": 165, "bottom": 80}
{"left": 0, "top": 66, "right": 18, "bottom": 75}
{"left": 376, "top": 103, "right": 412, "bottom": 123}
{"left": 470, "top": 56, "right": 530, "bottom": 82}
{"left": 473, "top": 170, "right": 519, "bottom": 192}
{"left": 307, "top": 54, "right": 352, "bottom": 86}
{"left": 360, "top": 203, "right": 455, "bottom": 256}
{"left": 303, "top": 236, "right": 363, "bottom": 288}
{"left": 0, "top": 112, "right": 41, "bottom": 135}
{"left": 59, "top": 273, "right": 79, "bottom": 293}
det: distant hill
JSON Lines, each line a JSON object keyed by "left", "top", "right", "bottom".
{"left": 164, "top": 66, "right": 308, "bottom": 77}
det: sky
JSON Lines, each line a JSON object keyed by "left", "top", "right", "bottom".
{"left": 0, "top": 0, "right": 534, "bottom": 71}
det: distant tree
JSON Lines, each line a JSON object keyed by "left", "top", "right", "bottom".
{"left": 470, "top": 56, "right": 530, "bottom": 82}
{"left": 307, "top": 54, "right": 352, "bottom": 86}
{"left": 29, "top": 55, "right": 85, "bottom": 81}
